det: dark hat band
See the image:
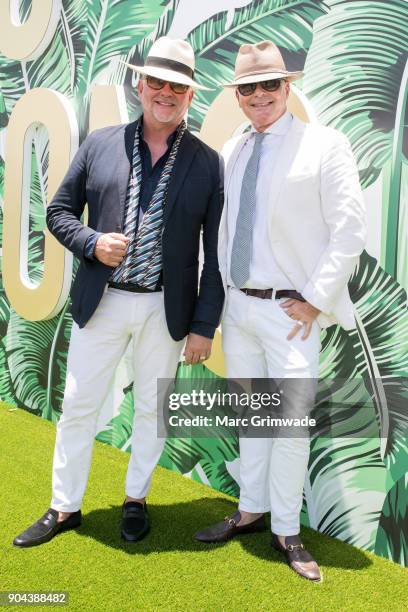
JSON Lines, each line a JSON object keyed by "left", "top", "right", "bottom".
{"left": 145, "top": 56, "right": 194, "bottom": 79}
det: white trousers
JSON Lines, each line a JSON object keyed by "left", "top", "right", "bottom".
{"left": 222, "top": 288, "right": 321, "bottom": 536}
{"left": 51, "top": 288, "right": 183, "bottom": 512}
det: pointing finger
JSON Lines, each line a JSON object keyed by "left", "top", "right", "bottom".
{"left": 301, "top": 322, "right": 312, "bottom": 341}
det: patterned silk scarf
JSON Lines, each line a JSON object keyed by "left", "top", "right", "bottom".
{"left": 111, "top": 119, "right": 186, "bottom": 288}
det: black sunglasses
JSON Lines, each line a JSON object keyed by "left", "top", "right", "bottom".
{"left": 237, "top": 79, "right": 285, "bottom": 96}
{"left": 144, "top": 75, "right": 190, "bottom": 94}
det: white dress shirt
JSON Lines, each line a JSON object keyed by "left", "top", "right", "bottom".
{"left": 227, "top": 111, "right": 294, "bottom": 289}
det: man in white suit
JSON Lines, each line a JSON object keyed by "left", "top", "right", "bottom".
{"left": 194, "top": 41, "right": 366, "bottom": 582}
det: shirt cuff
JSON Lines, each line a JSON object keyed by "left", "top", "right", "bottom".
{"left": 189, "top": 321, "right": 216, "bottom": 339}
{"left": 83, "top": 232, "right": 102, "bottom": 261}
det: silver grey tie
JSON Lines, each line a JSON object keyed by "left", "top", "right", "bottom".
{"left": 230, "top": 131, "right": 265, "bottom": 288}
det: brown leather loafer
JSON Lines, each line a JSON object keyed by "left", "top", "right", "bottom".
{"left": 194, "top": 511, "right": 266, "bottom": 543}
{"left": 271, "top": 533, "right": 322, "bottom": 582}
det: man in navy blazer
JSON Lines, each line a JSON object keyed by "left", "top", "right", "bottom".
{"left": 13, "top": 37, "right": 224, "bottom": 547}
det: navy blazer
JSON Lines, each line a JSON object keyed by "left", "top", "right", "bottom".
{"left": 46, "top": 120, "right": 225, "bottom": 341}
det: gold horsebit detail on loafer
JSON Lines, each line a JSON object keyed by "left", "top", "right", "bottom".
{"left": 286, "top": 543, "right": 305, "bottom": 551}
{"left": 224, "top": 516, "right": 237, "bottom": 527}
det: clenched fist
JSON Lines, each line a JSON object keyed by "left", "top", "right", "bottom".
{"left": 94, "top": 233, "right": 130, "bottom": 267}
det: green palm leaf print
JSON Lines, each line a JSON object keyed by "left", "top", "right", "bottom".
{"left": 303, "top": 0, "right": 408, "bottom": 284}
{"left": 304, "top": 251, "right": 408, "bottom": 548}
{"left": 77, "top": 0, "right": 165, "bottom": 133}
{"left": 160, "top": 363, "right": 240, "bottom": 496}
{"left": 5, "top": 307, "right": 72, "bottom": 422}
{"left": 375, "top": 474, "right": 408, "bottom": 565}
{"left": 349, "top": 252, "right": 408, "bottom": 473}
{"left": 0, "top": 91, "right": 6, "bottom": 128}
{"left": 96, "top": 384, "right": 135, "bottom": 449}
{"left": 0, "top": 0, "right": 87, "bottom": 118}
{"left": 0, "top": 284, "right": 13, "bottom": 404}
{"left": 303, "top": 0, "right": 408, "bottom": 188}
{"left": 186, "top": 0, "right": 329, "bottom": 131}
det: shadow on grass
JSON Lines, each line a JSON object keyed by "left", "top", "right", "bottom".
{"left": 78, "top": 497, "right": 372, "bottom": 570}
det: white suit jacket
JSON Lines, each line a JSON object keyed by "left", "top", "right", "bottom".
{"left": 217, "top": 116, "right": 367, "bottom": 330}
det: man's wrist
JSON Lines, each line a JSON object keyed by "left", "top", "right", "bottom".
{"left": 83, "top": 232, "right": 102, "bottom": 261}
{"left": 189, "top": 322, "right": 215, "bottom": 339}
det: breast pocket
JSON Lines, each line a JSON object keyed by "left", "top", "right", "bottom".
{"left": 285, "top": 171, "right": 317, "bottom": 184}
{"left": 282, "top": 171, "right": 318, "bottom": 207}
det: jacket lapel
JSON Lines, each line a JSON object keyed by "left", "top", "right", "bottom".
{"left": 267, "top": 117, "right": 305, "bottom": 217}
{"left": 116, "top": 120, "right": 138, "bottom": 222}
{"left": 224, "top": 132, "right": 250, "bottom": 198}
{"left": 163, "top": 130, "right": 199, "bottom": 225}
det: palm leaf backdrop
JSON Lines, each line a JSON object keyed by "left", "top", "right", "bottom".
{"left": 0, "top": 153, "right": 4, "bottom": 210}
{"left": 96, "top": 384, "right": 135, "bottom": 449}
{"left": 0, "top": 0, "right": 87, "bottom": 116}
{"left": 186, "top": 0, "right": 329, "bottom": 131}
{"left": 0, "top": 105, "right": 13, "bottom": 404}
{"left": 60, "top": 0, "right": 89, "bottom": 94}
{"left": 5, "top": 306, "right": 72, "bottom": 423}
{"left": 398, "top": 164, "right": 408, "bottom": 292}
{"left": 27, "top": 129, "right": 48, "bottom": 283}
{"left": 0, "top": 0, "right": 407, "bottom": 566}
{"left": 0, "top": 91, "right": 6, "bottom": 128}
{"left": 79, "top": 0, "right": 164, "bottom": 91}
{"left": 0, "top": 281, "right": 14, "bottom": 405}
{"left": 303, "top": 252, "right": 408, "bottom": 549}
{"left": 302, "top": 0, "right": 408, "bottom": 286}
{"left": 76, "top": 0, "right": 165, "bottom": 135}
{"left": 160, "top": 363, "right": 240, "bottom": 497}
{"left": 349, "top": 252, "right": 408, "bottom": 472}
{"left": 303, "top": 0, "right": 408, "bottom": 187}
{"left": 104, "top": 0, "right": 181, "bottom": 123}
{"left": 375, "top": 473, "right": 408, "bottom": 565}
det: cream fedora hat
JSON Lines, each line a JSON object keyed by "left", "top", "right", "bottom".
{"left": 125, "top": 36, "right": 210, "bottom": 91}
{"left": 223, "top": 40, "right": 303, "bottom": 87}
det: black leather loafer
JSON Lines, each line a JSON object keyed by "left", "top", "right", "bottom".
{"left": 194, "top": 511, "right": 266, "bottom": 543}
{"left": 13, "top": 508, "right": 82, "bottom": 548}
{"left": 271, "top": 533, "right": 322, "bottom": 582}
{"left": 121, "top": 501, "right": 150, "bottom": 542}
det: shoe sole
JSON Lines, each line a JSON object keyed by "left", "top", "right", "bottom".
{"left": 121, "top": 523, "right": 150, "bottom": 543}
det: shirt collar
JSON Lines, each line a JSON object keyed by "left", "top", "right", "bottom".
{"left": 250, "top": 111, "right": 292, "bottom": 136}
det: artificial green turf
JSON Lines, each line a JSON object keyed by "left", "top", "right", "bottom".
{"left": 0, "top": 403, "right": 407, "bottom": 612}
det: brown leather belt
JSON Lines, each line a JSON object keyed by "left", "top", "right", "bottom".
{"left": 108, "top": 281, "right": 162, "bottom": 293}
{"left": 240, "top": 288, "right": 305, "bottom": 301}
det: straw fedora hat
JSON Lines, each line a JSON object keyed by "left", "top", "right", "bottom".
{"left": 125, "top": 36, "right": 210, "bottom": 91}
{"left": 223, "top": 40, "right": 303, "bottom": 87}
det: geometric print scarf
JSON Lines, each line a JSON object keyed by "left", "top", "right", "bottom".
{"left": 111, "top": 119, "right": 186, "bottom": 289}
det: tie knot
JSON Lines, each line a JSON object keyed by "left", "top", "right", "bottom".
{"left": 253, "top": 131, "right": 265, "bottom": 150}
